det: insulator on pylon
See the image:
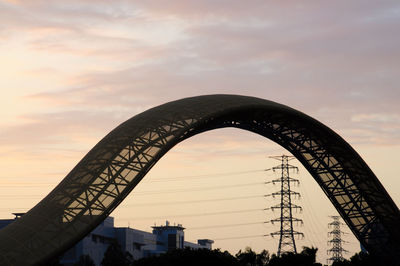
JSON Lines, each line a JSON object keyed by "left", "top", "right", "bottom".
{"left": 267, "top": 155, "right": 303, "bottom": 257}
{"left": 327, "top": 216, "right": 348, "bottom": 264}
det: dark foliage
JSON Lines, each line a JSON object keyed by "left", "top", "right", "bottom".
{"left": 236, "top": 247, "right": 270, "bottom": 266}
{"left": 269, "top": 247, "right": 321, "bottom": 266}
{"left": 132, "top": 246, "right": 325, "bottom": 266}
{"left": 82, "top": 244, "right": 379, "bottom": 266}
{"left": 101, "top": 241, "right": 133, "bottom": 266}
{"left": 332, "top": 252, "right": 379, "bottom": 266}
{"left": 132, "top": 247, "right": 239, "bottom": 266}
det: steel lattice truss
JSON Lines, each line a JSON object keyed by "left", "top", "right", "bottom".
{"left": 269, "top": 155, "right": 303, "bottom": 256}
{"left": 0, "top": 95, "right": 399, "bottom": 265}
{"left": 327, "top": 216, "right": 348, "bottom": 264}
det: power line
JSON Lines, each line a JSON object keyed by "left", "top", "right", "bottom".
{"left": 0, "top": 183, "right": 56, "bottom": 187}
{"left": 0, "top": 207, "right": 28, "bottom": 211}
{"left": 214, "top": 234, "right": 270, "bottom": 241}
{"left": 122, "top": 208, "right": 266, "bottom": 220}
{"left": 0, "top": 169, "right": 271, "bottom": 187}
{"left": 297, "top": 178, "right": 327, "bottom": 249}
{"left": 123, "top": 195, "right": 263, "bottom": 207}
{"left": 145, "top": 169, "right": 271, "bottom": 182}
{"left": 0, "top": 195, "right": 45, "bottom": 198}
{"left": 133, "top": 181, "right": 264, "bottom": 195}
{"left": 0, "top": 195, "right": 265, "bottom": 212}
{"left": 187, "top": 221, "right": 269, "bottom": 230}
{"left": 0, "top": 181, "right": 264, "bottom": 199}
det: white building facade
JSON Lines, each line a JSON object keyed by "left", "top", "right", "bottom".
{"left": 0, "top": 214, "right": 213, "bottom": 265}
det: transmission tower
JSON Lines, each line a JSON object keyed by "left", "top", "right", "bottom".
{"left": 268, "top": 155, "right": 304, "bottom": 256}
{"left": 327, "top": 216, "right": 348, "bottom": 264}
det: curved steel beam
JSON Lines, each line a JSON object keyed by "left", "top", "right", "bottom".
{"left": 0, "top": 95, "right": 399, "bottom": 265}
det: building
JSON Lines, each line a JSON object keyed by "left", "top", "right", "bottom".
{"left": 0, "top": 214, "right": 213, "bottom": 265}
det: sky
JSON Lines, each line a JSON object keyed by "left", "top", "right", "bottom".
{"left": 0, "top": 0, "right": 400, "bottom": 263}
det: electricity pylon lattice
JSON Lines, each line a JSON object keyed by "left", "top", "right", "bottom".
{"left": 327, "top": 216, "right": 348, "bottom": 264}
{"left": 268, "top": 155, "right": 304, "bottom": 256}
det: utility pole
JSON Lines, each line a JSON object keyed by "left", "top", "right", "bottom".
{"left": 327, "top": 216, "right": 348, "bottom": 264}
{"left": 267, "top": 155, "right": 304, "bottom": 256}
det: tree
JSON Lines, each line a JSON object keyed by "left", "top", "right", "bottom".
{"left": 101, "top": 242, "right": 133, "bottom": 266}
{"left": 269, "top": 246, "right": 321, "bottom": 266}
{"left": 332, "top": 251, "right": 380, "bottom": 266}
{"left": 348, "top": 252, "right": 378, "bottom": 266}
{"left": 300, "top": 246, "right": 319, "bottom": 265}
{"left": 133, "top": 248, "right": 239, "bottom": 266}
{"left": 257, "top": 249, "right": 271, "bottom": 266}
{"left": 332, "top": 259, "right": 350, "bottom": 266}
{"left": 236, "top": 247, "right": 270, "bottom": 266}
{"left": 74, "top": 254, "right": 95, "bottom": 266}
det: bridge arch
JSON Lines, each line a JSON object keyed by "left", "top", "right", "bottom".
{"left": 0, "top": 95, "right": 399, "bottom": 265}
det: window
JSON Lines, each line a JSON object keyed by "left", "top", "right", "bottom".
{"left": 168, "top": 234, "right": 177, "bottom": 250}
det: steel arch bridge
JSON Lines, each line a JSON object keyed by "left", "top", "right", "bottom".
{"left": 0, "top": 95, "right": 399, "bottom": 265}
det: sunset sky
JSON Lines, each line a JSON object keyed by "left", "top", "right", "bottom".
{"left": 0, "top": 0, "right": 399, "bottom": 263}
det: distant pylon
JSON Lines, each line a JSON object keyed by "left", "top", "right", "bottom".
{"left": 327, "top": 216, "right": 348, "bottom": 264}
{"left": 268, "top": 155, "right": 304, "bottom": 256}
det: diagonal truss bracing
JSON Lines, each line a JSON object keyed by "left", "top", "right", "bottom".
{"left": 0, "top": 95, "right": 398, "bottom": 265}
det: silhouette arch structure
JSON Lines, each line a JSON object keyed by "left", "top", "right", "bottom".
{"left": 0, "top": 95, "right": 399, "bottom": 265}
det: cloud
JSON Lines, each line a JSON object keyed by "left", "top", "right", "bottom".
{"left": 351, "top": 113, "right": 400, "bottom": 123}
{"left": 0, "top": 110, "right": 122, "bottom": 149}
{"left": 1, "top": 0, "right": 400, "bottom": 153}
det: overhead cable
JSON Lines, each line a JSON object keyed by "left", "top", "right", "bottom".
{"left": 187, "top": 221, "right": 270, "bottom": 230}
{"left": 122, "top": 208, "right": 266, "bottom": 220}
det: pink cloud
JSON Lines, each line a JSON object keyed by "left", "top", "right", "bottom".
{"left": 1, "top": 0, "right": 400, "bottom": 148}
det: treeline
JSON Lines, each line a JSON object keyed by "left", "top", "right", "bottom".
{"left": 331, "top": 252, "right": 379, "bottom": 266}
{"left": 132, "top": 247, "right": 377, "bottom": 266}
{"left": 132, "top": 246, "right": 321, "bottom": 266}
{"left": 51, "top": 242, "right": 378, "bottom": 266}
